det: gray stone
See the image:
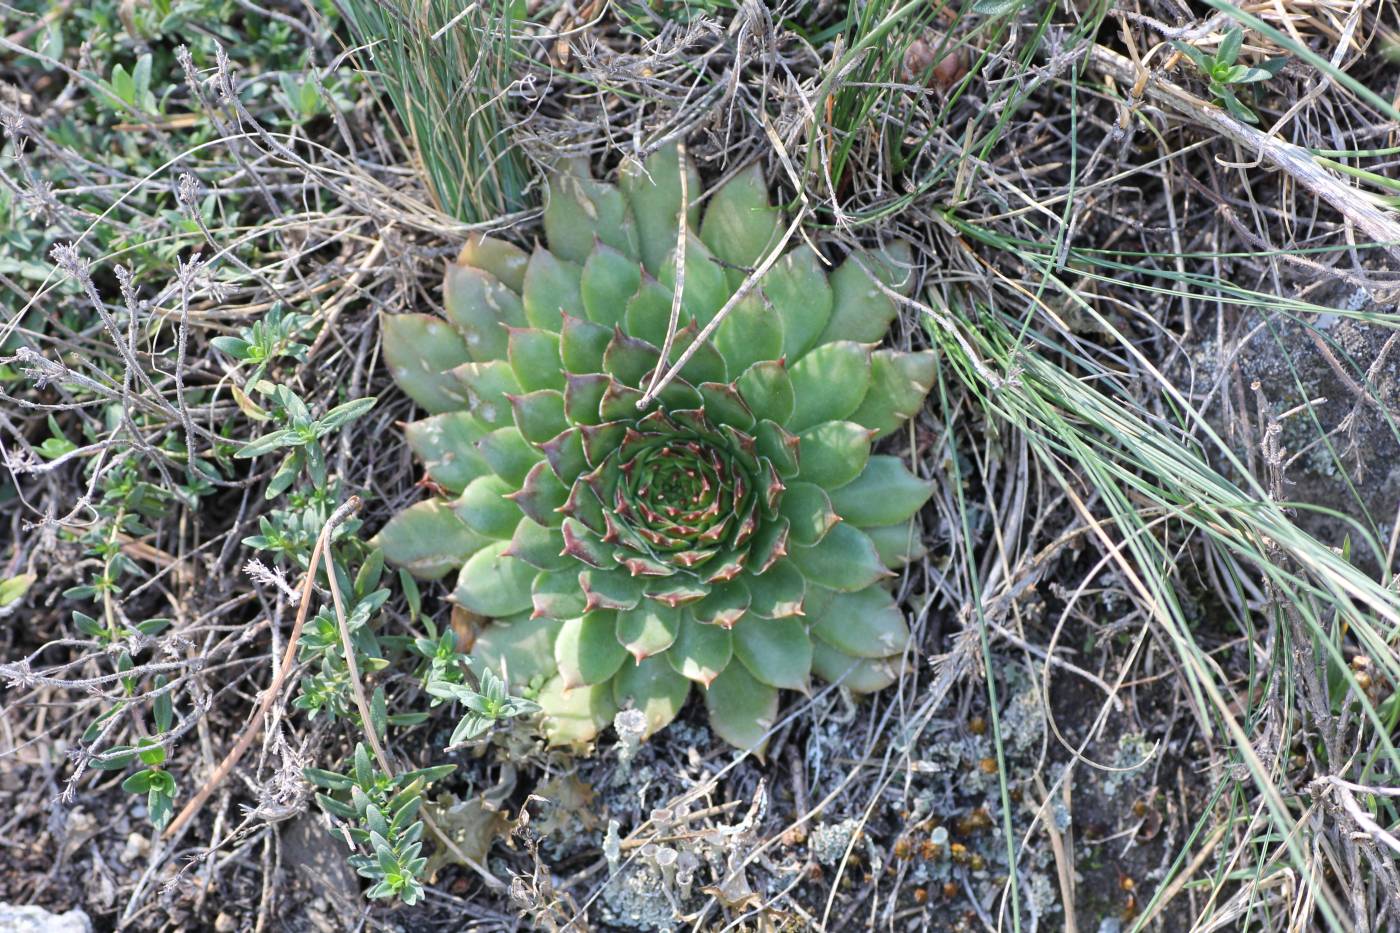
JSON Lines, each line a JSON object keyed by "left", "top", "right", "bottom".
{"left": 0, "top": 905, "right": 92, "bottom": 933}
{"left": 1183, "top": 285, "right": 1400, "bottom": 570}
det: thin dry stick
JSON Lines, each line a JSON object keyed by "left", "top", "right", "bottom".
{"left": 163, "top": 495, "right": 363, "bottom": 841}
{"left": 1032, "top": 774, "right": 1078, "bottom": 933}
{"left": 1131, "top": 820, "right": 1230, "bottom": 929}
{"left": 637, "top": 204, "right": 810, "bottom": 408}
{"left": 642, "top": 142, "right": 690, "bottom": 404}
{"left": 1084, "top": 42, "right": 1400, "bottom": 261}
{"left": 323, "top": 535, "right": 506, "bottom": 890}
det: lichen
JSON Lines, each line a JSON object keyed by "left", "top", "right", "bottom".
{"left": 808, "top": 818, "right": 863, "bottom": 866}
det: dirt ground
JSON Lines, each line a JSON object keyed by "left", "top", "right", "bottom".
{"left": 4, "top": 0, "right": 1400, "bottom": 930}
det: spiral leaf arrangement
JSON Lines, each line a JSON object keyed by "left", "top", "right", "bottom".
{"left": 378, "top": 145, "right": 935, "bottom": 751}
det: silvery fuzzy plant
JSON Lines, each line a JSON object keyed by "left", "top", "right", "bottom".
{"left": 376, "top": 145, "right": 934, "bottom": 751}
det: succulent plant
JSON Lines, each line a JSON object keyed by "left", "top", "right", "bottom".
{"left": 376, "top": 145, "right": 935, "bottom": 751}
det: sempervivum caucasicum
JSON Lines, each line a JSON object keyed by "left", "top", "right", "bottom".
{"left": 376, "top": 145, "right": 935, "bottom": 751}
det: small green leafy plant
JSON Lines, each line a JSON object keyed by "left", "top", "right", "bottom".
{"left": 427, "top": 662, "right": 541, "bottom": 748}
{"left": 211, "top": 305, "right": 314, "bottom": 384}
{"left": 101, "top": 55, "right": 159, "bottom": 115}
{"left": 376, "top": 145, "right": 935, "bottom": 752}
{"left": 89, "top": 673, "right": 179, "bottom": 829}
{"left": 305, "top": 744, "right": 455, "bottom": 905}
{"left": 1174, "top": 27, "right": 1286, "bottom": 124}
{"left": 233, "top": 382, "right": 376, "bottom": 500}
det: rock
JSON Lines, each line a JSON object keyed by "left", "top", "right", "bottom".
{"left": 119, "top": 831, "right": 148, "bottom": 865}
{"left": 1183, "top": 284, "right": 1400, "bottom": 570}
{"left": 0, "top": 904, "right": 92, "bottom": 933}
{"left": 279, "top": 814, "right": 361, "bottom": 931}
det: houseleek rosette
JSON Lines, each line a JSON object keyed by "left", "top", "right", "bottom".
{"left": 376, "top": 145, "right": 935, "bottom": 750}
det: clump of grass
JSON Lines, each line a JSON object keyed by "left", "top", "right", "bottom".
{"left": 339, "top": 0, "right": 531, "bottom": 222}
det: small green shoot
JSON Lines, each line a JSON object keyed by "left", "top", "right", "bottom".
{"left": 1173, "top": 28, "right": 1286, "bottom": 124}
{"left": 426, "top": 664, "right": 540, "bottom": 749}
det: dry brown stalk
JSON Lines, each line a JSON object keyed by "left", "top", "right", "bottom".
{"left": 1083, "top": 42, "right": 1400, "bottom": 264}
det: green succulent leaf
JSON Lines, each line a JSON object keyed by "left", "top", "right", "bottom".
{"left": 622, "top": 277, "right": 676, "bottom": 348}
{"left": 809, "top": 586, "right": 911, "bottom": 658}
{"left": 613, "top": 655, "right": 691, "bottom": 739}
{"left": 522, "top": 247, "right": 583, "bottom": 331}
{"left": 580, "top": 568, "right": 645, "bottom": 612}
{"left": 554, "top": 611, "right": 627, "bottom": 687}
{"left": 603, "top": 329, "right": 661, "bottom": 387}
{"left": 788, "top": 523, "right": 889, "bottom": 592}
{"left": 620, "top": 144, "right": 700, "bottom": 275}
{"left": 699, "top": 163, "right": 781, "bottom": 290}
{"left": 505, "top": 518, "right": 570, "bottom": 571}
{"left": 811, "top": 640, "right": 902, "bottom": 692}
{"left": 850, "top": 350, "right": 935, "bottom": 438}
{"left": 454, "top": 541, "right": 536, "bottom": 616}
{"left": 705, "top": 663, "right": 778, "bottom": 754}
{"left": 376, "top": 500, "right": 487, "bottom": 580}
{"left": 763, "top": 247, "right": 832, "bottom": 360}
{"left": 615, "top": 601, "right": 681, "bottom": 661}
{"left": 732, "top": 616, "right": 811, "bottom": 691}
{"left": 864, "top": 520, "right": 927, "bottom": 568}
{"left": 508, "top": 461, "right": 568, "bottom": 527}
{"left": 821, "top": 252, "right": 900, "bottom": 344}
{"left": 738, "top": 361, "right": 795, "bottom": 426}
{"left": 537, "top": 675, "right": 617, "bottom": 747}
{"left": 475, "top": 426, "right": 541, "bottom": 487}
{"left": 403, "top": 413, "right": 488, "bottom": 495}
{"left": 581, "top": 243, "right": 642, "bottom": 327}
{"left": 559, "top": 314, "right": 613, "bottom": 376}
{"left": 715, "top": 292, "right": 784, "bottom": 376}
{"left": 382, "top": 313, "right": 470, "bottom": 413}
{"left": 786, "top": 341, "right": 872, "bottom": 433}
{"left": 690, "top": 581, "right": 751, "bottom": 628}
{"left": 449, "top": 361, "right": 518, "bottom": 430}
{"left": 544, "top": 168, "right": 638, "bottom": 264}
{"left": 668, "top": 613, "right": 733, "bottom": 686}
{"left": 698, "top": 381, "right": 756, "bottom": 431}
{"left": 531, "top": 570, "right": 588, "bottom": 620}
{"left": 443, "top": 262, "right": 527, "bottom": 362}
{"left": 779, "top": 482, "right": 840, "bottom": 546}
{"left": 508, "top": 328, "right": 564, "bottom": 392}
{"left": 454, "top": 475, "right": 520, "bottom": 539}
{"left": 508, "top": 390, "right": 567, "bottom": 444}
{"left": 473, "top": 615, "right": 562, "bottom": 686}
{"left": 744, "top": 560, "right": 805, "bottom": 618}
{"left": 659, "top": 233, "right": 730, "bottom": 326}
{"left": 457, "top": 234, "right": 528, "bottom": 292}
{"left": 829, "top": 456, "right": 933, "bottom": 527}
{"left": 797, "top": 421, "right": 873, "bottom": 490}
{"left": 754, "top": 419, "right": 800, "bottom": 478}
{"left": 864, "top": 241, "right": 915, "bottom": 295}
